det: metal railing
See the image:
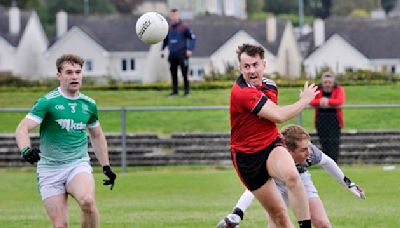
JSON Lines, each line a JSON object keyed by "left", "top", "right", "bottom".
{"left": 1, "top": 104, "right": 400, "bottom": 172}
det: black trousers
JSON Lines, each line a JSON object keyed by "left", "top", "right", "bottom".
{"left": 169, "top": 57, "right": 189, "bottom": 94}
{"left": 316, "top": 112, "right": 341, "bottom": 162}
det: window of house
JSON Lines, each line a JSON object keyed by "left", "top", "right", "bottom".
{"left": 122, "top": 59, "right": 127, "bottom": 71}
{"left": 130, "top": 59, "right": 135, "bottom": 70}
{"left": 85, "top": 59, "right": 93, "bottom": 72}
{"left": 198, "top": 69, "right": 204, "bottom": 77}
{"left": 391, "top": 65, "right": 396, "bottom": 73}
{"left": 121, "top": 58, "right": 135, "bottom": 71}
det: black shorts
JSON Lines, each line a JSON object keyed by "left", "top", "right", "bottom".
{"left": 231, "top": 137, "right": 284, "bottom": 191}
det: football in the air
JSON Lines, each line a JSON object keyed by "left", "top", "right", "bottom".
{"left": 136, "top": 12, "right": 169, "bottom": 45}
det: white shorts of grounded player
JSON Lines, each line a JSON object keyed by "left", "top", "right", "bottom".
{"left": 37, "top": 161, "right": 92, "bottom": 200}
{"left": 275, "top": 171, "right": 318, "bottom": 206}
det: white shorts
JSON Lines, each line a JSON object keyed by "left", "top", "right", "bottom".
{"left": 275, "top": 171, "right": 318, "bottom": 206}
{"left": 37, "top": 161, "right": 93, "bottom": 200}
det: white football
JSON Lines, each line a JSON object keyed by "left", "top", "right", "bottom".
{"left": 136, "top": 12, "right": 169, "bottom": 45}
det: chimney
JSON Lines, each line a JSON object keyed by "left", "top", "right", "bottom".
{"left": 9, "top": 4, "right": 20, "bottom": 34}
{"left": 266, "top": 15, "right": 277, "bottom": 43}
{"left": 56, "top": 11, "right": 68, "bottom": 38}
{"left": 313, "top": 18, "right": 325, "bottom": 47}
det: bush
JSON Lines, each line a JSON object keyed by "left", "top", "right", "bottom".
{"left": 0, "top": 69, "right": 398, "bottom": 92}
{"left": 0, "top": 72, "right": 39, "bottom": 87}
{"left": 314, "top": 69, "right": 400, "bottom": 85}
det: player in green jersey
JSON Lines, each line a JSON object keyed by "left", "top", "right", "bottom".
{"left": 16, "top": 54, "right": 116, "bottom": 228}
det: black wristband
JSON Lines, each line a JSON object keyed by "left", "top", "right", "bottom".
{"left": 103, "top": 165, "right": 111, "bottom": 173}
{"left": 232, "top": 207, "right": 244, "bottom": 220}
{"left": 344, "top": 176, "right": 352, "bottom": 186}
{"left": 298, "top": 219, "right": 311, "bottom": 228}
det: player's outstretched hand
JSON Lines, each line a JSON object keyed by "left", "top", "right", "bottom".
{"left": 348, "top": 183, "right": 366, "bottom": 199}
{"left": 299, "top": 81, "right": 319, "bottom": 104}
{"left": 21, "top": 147, "right": 40, "bottom": 164}
{"left": 216, "top": 214, "right": 241, "bottom": 228}
{"left": 344, "top": 176, "right": 366, "bottom": 199}
{"left": 103, "top": 165, "right": 117, "bottom": 190}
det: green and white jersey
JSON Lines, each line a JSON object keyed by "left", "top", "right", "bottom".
{"left": 27, "top": 87, "right": 99, "bottom": 170}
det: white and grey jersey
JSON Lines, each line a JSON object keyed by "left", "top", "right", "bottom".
{"left": 296, "top": 144, "right": 323, "bottom": 173}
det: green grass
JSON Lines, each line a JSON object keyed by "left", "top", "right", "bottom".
{"left": 0, "top": 84, "right": 399, "bottom": 133}
{"left": 0, "top": 165, "right": 399, "bottom": 227}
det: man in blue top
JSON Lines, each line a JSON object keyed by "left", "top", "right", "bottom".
{"left": 162, "top": 8, "right": 196, "bottom": 96}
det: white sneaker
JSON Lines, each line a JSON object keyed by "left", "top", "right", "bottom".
{"left": 216, "top": 214, "right": 241, "bottom": 228}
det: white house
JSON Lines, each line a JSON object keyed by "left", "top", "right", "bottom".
{"left": 303, "top": 17, "right": 400, "bottom": 77}
{"left": 43, "top": 13, "right": 301, "bottom": 82}
{"left": 0, "top": 5, "right": 48, "bottom": 79}
{"left": 43, "top": 13, "right": 168, "bottom": 83}
{"left": 188, "top": 15, "right": 301, "bottom": 79}
{"left": 0, "top": 5, "right": 301, "bottom": 82}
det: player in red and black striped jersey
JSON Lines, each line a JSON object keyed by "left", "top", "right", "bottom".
{"left": 229, "top": 43, "right": 319, "bottom": 228}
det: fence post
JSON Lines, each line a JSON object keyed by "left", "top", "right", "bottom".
{"left": 120, "top": 107, "right": 127, "bottom": 173}
{"left": 296, "top": 111, "right": 303, "bottom": 126}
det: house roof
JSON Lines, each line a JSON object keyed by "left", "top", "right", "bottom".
{"left": 304, "top": 17, "right": 400, "bottom": 59}
{"left": 188, "top": 15, "right": 287, "bottom": 57}
{"left": 0, "top": 7, "right": 31, "bottom": 47}
{"left": 50, "top": 14, "right": 288, "bottom": 57}
{"left": 50, "top": 14, "right": 149, "bottom": 52}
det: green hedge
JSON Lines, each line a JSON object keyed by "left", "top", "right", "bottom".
{"left": 1, "top": 70, "right": 399, "bottom": 92}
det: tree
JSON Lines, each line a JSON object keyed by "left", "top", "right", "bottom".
{"left": 302, "top": 0, "right": 332, "bottom": 18}
{"left": 331, "top": 0, "right": 379, "bottom": 16}
{"left": 381, "top": 0, "right": 397, "bottom": 12}
{"left": 45, "top": 0, "right": 115, "bottom": 17}
{"left": 247, "top": 0, "right": 265, "bottom": 15}
{"left": 0, "top": 0, "right": 43, "bottom": 9}
{"left": 263, "top": 0, "right": 333, "bottom": 18}
{"left": 110, "top": 0, "right": 144, "bottom": 14}
{"left": 264, "top": 0, "right": 299, "bottom": 15}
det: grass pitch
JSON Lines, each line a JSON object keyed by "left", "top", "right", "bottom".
{"left": 0, "top": 165, "right": 399, "bottom": 227}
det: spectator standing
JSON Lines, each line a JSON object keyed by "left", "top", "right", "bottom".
{"left": 310, "top": 72, "right": 346, "bottom": 162}
{"left": 162, "top": 8, "right": 196, "bottom": 96}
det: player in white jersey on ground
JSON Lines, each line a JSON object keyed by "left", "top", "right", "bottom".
{"left": 217, "top": 124, "right": 365, "bottom": 228}
{"left": 16, "top": 54, "right": 116, "bottom": 228}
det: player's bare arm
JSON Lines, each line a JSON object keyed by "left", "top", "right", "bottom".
{"left": 257, "top": 81, "right": 319, "bottom": 123}
{"left": 16, "top": 118, "right": 38, "bottom": 149}
{"left": 88, "top": 125, "right": 109, "bottom": 166}
{"left": 16, "top": 118, "right": 41, "bottom": 164}
{"left": 88, "top": 125, "right": 117, "bottom": 190}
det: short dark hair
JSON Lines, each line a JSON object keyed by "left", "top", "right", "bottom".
{"left": 236, "top": 43, "right": 265, "bottom": 62}
{"left": 281, "top": 124, "right": 310, "bottom": 151}
{"left": 56, "top": 54, "right": 84, "bottom": 72}
{"left": 170, "top": 8, "right": 178, "bottom": 13}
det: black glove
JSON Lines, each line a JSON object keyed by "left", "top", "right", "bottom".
{"left": 102, "top": 165, "right": 116, "bottom": 190}
{"left": 21, "top": 147, "right": 40, "bottom": 164}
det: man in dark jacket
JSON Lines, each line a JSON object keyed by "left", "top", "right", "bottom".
{"left": 162, "top": 9, "right": 196, "bottom": 96}
{"left": 310, "top": 72, "right": 346, "bottom": 162}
